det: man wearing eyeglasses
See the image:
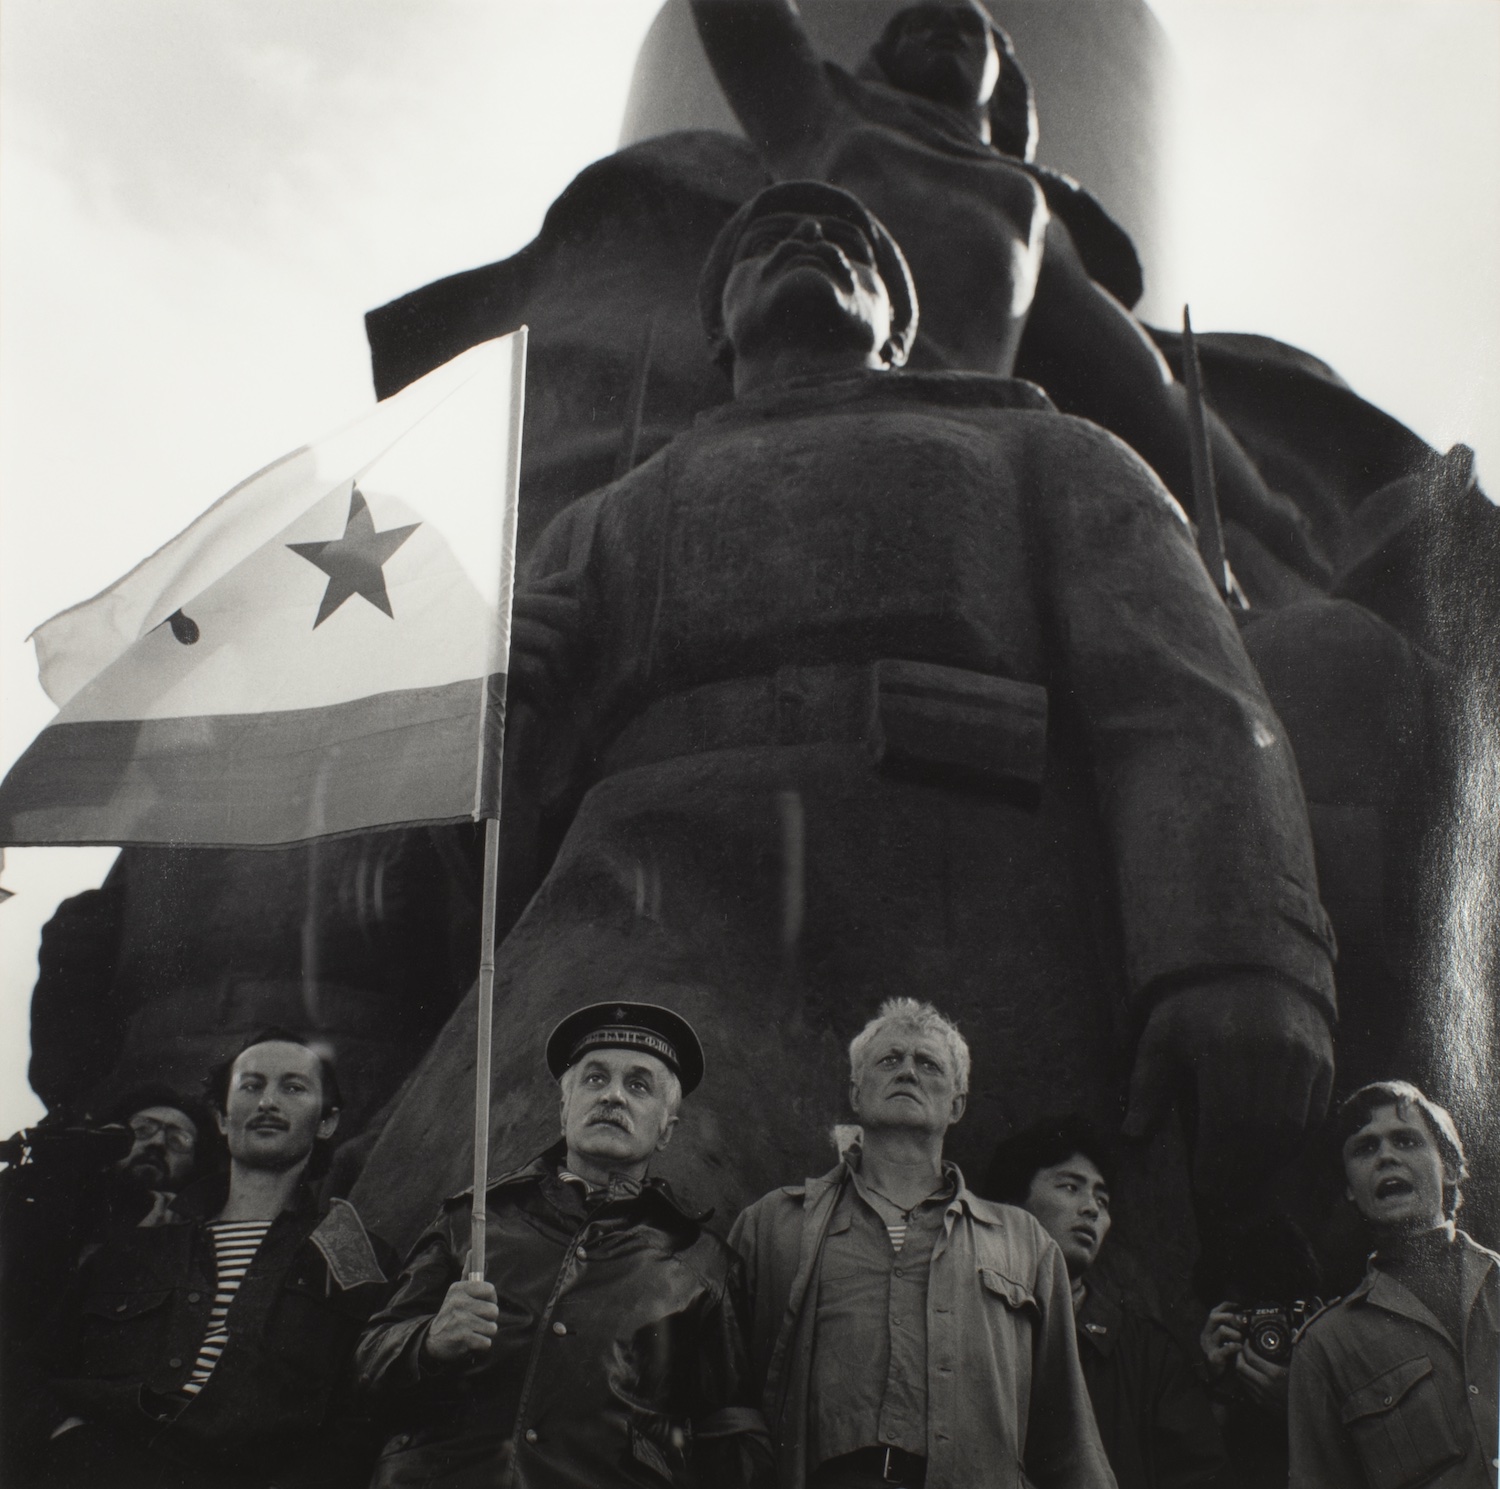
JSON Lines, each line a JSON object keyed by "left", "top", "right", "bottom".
{"left": 103, "top": 1090, "right": 208, "bottom": 1231}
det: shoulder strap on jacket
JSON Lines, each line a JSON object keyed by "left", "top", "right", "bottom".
{"left": 309, "top": 1197, "right": 387, "bottom": 1290}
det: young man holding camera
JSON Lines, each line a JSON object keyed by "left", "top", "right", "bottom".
{"left": 1288, "top": 1081, "right": 1498, "bottom": 1489}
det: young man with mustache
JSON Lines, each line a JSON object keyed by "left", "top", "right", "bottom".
{"left": 984, "top": 1117, "right": 1225, "bottom": 1489}
{"left": 1288, "top": 1081, "right": 1498, "bottom": 1489}
{"left": 15, "top": 1030, "right": 395, "bottom": 1489}
{"left": 355, "top": 1002, "right": 771, "bottom": 1488}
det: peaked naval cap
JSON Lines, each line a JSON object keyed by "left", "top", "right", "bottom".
{"left": 698, "top": 180, "right": 919, "bottom": 370}
{"left": 546, "top": 1001, "right": 705, "bottom": 1096}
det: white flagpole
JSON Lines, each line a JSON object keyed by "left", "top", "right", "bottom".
{"left": 470, "top": 327, "right": 528, "bottom": 1281}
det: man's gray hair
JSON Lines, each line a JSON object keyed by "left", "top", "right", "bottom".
{"left": 848, "top": 998, "right": 971, "bottom": 1094}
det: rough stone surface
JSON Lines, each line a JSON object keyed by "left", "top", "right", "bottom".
{"left": 351, "top": 371, "right": 1333, "bottom": 1306}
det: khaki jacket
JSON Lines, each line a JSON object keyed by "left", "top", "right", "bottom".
{"left": 1288, "top": 1231, "right": 1499, "bottom": 1489}
{"left": 729, "top": 1160, "right": 1117, "bottom": 1489}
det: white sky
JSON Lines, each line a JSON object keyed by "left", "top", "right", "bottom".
{"left": 1, "top": 0, "right": 1497, "bottom": 1135}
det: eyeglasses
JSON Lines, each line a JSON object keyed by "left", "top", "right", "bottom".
{"left": 129, "top": 1118, "right": 196, "bottom": 1153}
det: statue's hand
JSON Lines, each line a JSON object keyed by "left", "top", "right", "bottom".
{"left": 1122, "top": 976, "right": 1333, "bottom": 1199}
{"left": 508, "top": 570, "right": 585, "bottom": 713}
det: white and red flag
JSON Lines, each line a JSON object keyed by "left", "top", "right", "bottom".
{"left": 0, "top": 331, "right": 526, "bottom": 847}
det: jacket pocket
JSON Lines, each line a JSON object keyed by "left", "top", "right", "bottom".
{"left": 75, "top": 1288, "right": 172, "bottom": 1373}
{"left": 1339, "top": 1355, "right": 1465, "bottom": 1489}
{"left": 978, "top": 1267, "right": 1039, "bottom": 1317}
{"left": 628, "top": 1418, "right": 690, "bottom": 1486}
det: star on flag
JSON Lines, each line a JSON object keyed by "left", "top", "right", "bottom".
{"left": 287, "top": 487, "right": 420, "bottom": 627}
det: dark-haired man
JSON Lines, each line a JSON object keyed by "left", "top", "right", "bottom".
{"left": 16, "top": 1030, "right": 394, "bottom": 1489}
{"left": 356, "top": 1002, "right": 771, "bottom": 1488}
{"left": 688, "top": 0, "right": 1325, "bottom": 577}
{"left": 1288, "top": 1081, "right": 1498, "bottom": 1489}
{"left": 985, "top": 1118, "right": 1225, "bottom": 1489}
{"left": 107, "top": 1091, "right": 208, "bottom": 1220}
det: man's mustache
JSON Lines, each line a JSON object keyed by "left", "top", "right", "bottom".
{"left": 586, "top": 1105, "right": 633, "bottom": 1131}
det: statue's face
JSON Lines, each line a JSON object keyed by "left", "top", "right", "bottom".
{"left": 1342, "top": 1102, "right": 1452, "bottom": 1232}
{"left": 849, "top": 1024, "right": 966, "bottom": 1137}
{"left": 879, "top": 4, "right": 1000, "bottom": 112}
{"left": 721, "top": 210, "right": 894, "bottom": 366}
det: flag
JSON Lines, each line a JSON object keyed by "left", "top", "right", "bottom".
{"left": 0, "top": 330, "right": 527, "bottom": 848}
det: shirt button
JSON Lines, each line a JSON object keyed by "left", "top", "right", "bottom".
{"left": 1469, "top": 1384, "right": 1480, "bottom": 1395}
{"left": 524, "top": 1429, "right": 539, "bottom": 1445}
{"left": 1383, "top": 1395, "right": 1393, "bottom": 1406}
{"left": 187, "top": 1292, "right": 201, "bottom": 1304}
{"left": 168, "top": 1358, "right": 183, "bottom": 1369}
{"left": 115, "top": 1303, "right": 128, "bottom": 1312}
{"left": 551, "top": 1321, "right": 567, "bottom": 1336}
{"left": 575, "top": 1247, "right": 587, "bottom": 1262}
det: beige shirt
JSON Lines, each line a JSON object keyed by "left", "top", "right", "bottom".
{"left": 809, "top": 1164, "right": 955, "bottom": 1465}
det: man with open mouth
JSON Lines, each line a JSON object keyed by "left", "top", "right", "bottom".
{"left": 355, "top": 1001, "right": 772, "bottom": 1488}
{"left": 1288, "top": 1080, "right": 1498, "bottom": 1488}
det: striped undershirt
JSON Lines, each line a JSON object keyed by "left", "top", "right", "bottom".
{"left": 180, "top": 1220, "right": 272, "bottom": 1397}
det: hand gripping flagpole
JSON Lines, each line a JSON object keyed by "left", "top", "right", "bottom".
{"left": 470, "top": 327, "right": 528, "bottom": 1282}
{"left": 1180, "top": 306, "right": 1230, "bottom": 602}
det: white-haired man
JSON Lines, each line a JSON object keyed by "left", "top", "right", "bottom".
{"left": 730, "top": 997, "right": 1115, "bottom": 1488}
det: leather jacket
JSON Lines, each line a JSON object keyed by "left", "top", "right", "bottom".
{"left": 355, "top": 1145, "right": 772, "bottom": 1488}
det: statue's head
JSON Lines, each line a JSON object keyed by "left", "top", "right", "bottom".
{"left": 699, "top": 180, "right": 918, "bottom": 375}
{"left": 866, "top": 1, "right": 1038, "bottom": 160}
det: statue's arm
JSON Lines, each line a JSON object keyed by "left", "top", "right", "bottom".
{"left": 1018, "top": 218, "right": 1328, "bottom": 582}
{"left": 690, "top": 0, "right": 840, "bottom": 173}
{"left": 1032, "top": 420, "right": 1335, "bottom": 1191}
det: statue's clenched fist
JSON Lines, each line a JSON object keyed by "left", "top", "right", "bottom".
{"left": 421, "top": 1280, "right": 500, "bottom": 1364}
{"left": 1123, "top": 975, "right": 1334, "bottom": 1200}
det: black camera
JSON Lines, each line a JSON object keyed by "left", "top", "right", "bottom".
{"left": 1234, "top": 1300, "right": 1319, "bottom": 1365}
{"left": 0, "top": 1123, "right": 132, "bottom": 1172}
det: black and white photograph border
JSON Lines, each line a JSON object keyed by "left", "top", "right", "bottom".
{"left": 1, "top": 0, "right": 1496, "bottom": 1477}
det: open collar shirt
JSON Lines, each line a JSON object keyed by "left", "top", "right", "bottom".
{"left": 730, "top": 1159, "right": 1116, "bottom": 1489}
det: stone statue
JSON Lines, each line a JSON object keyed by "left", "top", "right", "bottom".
{"left": 689, "top": 0, "right": 1327, "bottom": 581}
{"left": 351, "top": 184, "right": 1337, "bottom": 1284}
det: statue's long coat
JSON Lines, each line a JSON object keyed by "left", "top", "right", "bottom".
{"left": 352, "top": 371, "right": 1335, "bottom": 1267}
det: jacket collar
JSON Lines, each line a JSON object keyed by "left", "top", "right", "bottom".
{"left": 1351, "top": 1229, "right": 1499, "bottom": 1346}
{"left": 800, "top": 1155, "right": 1005, "bottom": 1226}
{"left": 483, "top": 1141, "right": 709, "bottom": 1223}
{"left": 1075, "top": 1280, "right": 1123, "bottom": 1357}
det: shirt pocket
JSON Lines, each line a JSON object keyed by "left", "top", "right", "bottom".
{"left": 978, "top": 1267, "right": 1039, "bottom": 1316}
{"left": 1339, "top": 1355, "right": 1465, "bottom": 1489}
{"left": 76, "top": 1288, "right": 173, "bottom": 1375}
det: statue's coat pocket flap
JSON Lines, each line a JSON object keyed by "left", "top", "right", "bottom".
{"left": 873, "top": 660, "right": 1047, "bottom": 792}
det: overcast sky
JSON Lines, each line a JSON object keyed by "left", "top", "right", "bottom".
{"left": 1, "top": 0, "right": 1497, "bottom": 1134}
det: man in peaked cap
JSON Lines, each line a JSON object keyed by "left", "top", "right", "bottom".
{"left": 355, "top": 1001, "right": 771, "bottom": 1489}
